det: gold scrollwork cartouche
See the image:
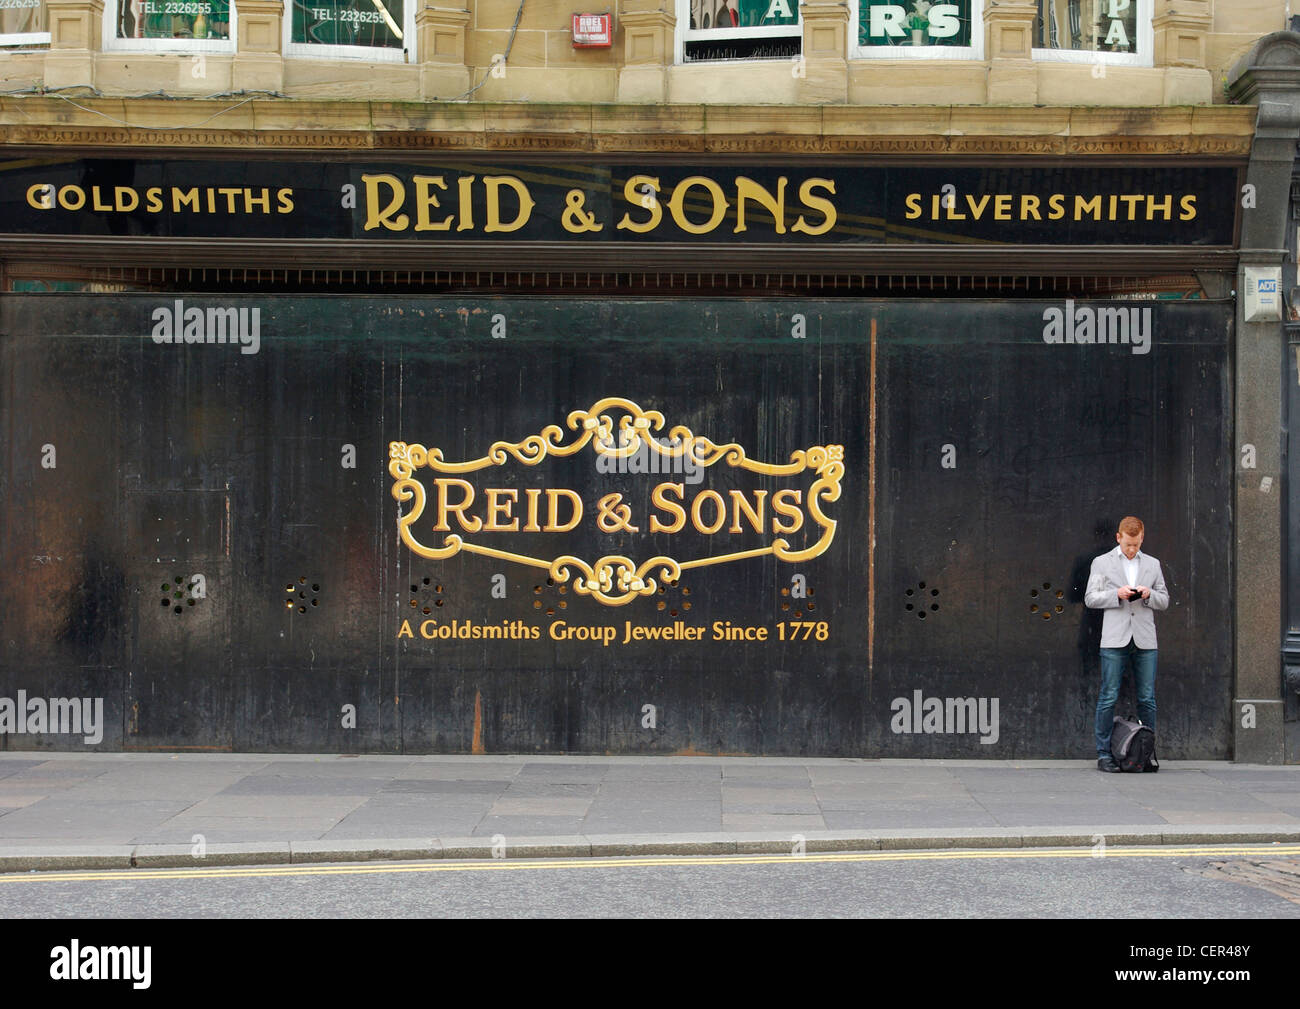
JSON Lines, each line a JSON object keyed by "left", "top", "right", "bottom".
{"left": 388, "top": 397, "right": 843, "bottom": 606}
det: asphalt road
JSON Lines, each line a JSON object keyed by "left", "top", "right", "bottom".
{"left": 3, "top": 846, "right": 1298, "bottom": 919}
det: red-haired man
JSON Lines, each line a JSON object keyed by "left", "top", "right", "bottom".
{"left": 1084, "top": 516, "right": 1170, "bottom": 772}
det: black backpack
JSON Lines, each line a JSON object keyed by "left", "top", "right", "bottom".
{"left": 1111, "top": 716, "right": 1159, "bottom": 772}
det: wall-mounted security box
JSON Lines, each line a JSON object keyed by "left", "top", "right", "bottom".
{"left": 572, "top": 13, "right": 612, "bottom": 47}
{"left": 1245, "top": 266, "right": 1283, "bottom": 322}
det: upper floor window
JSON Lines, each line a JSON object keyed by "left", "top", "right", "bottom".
{"left": 1034, "top": 0, "right": 1152, "bottom": 65}
{"left": 0, "top": 0, "right": 48, "bottom": 46}
{"left": 677, "top": 0, "right": 801, "bottom": 63}
{"left": 852, "top": 1, "right": 982, "bottom": 59}
{"left": 286, "top": 0, "right": 413, "bottom": 61}
{"left": 108, "top": 0, "right": 234, "bottom": 50}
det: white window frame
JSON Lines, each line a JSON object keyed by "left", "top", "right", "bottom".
{"left": 0, "top": 0, "right": 50, "bottom": 46}
{"left": 850, "top": 0, "right": 984, "bottom": 60}
{"left": 103, "top": 0, "right": 237, "bottom": 53}
{"left": 1031, "top": 0, "right": 1153, "bottom": 68}
{"left": 284, "top": 0, "right": 415, "bottom": 63}
{"left": 674, "top": 0, "right": 802, "bottom": 65}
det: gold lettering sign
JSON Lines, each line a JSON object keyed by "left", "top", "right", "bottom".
{"left": 388, "top": 398, "right": 844, "bottom": 606}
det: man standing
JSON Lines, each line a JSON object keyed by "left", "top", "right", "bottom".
{"left": 1084, "top": 516, "right": 1170, "bottom": 772}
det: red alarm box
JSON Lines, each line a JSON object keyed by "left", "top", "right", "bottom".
{"left": 572, "top": 13, "right": 612, "bottom": 47}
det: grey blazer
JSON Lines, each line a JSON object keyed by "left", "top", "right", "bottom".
{"left": 1083, "top": 546, "right": 1170, "bottom": 649}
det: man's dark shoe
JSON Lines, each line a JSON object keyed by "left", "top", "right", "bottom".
{"left": 1097, "top": 756, "right": 1121, "bottom": 773}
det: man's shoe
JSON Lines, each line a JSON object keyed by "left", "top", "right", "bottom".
{"left": 1097, "top": 756, "right": 1121, "bottom": 773}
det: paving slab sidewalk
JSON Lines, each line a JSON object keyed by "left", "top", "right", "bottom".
{"left": 0, "top": 753, "right": 1298, "bottom": 871}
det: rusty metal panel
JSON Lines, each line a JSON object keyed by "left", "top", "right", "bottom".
{"left": 0, "top": 295, "right": 1232, "bottom": 756}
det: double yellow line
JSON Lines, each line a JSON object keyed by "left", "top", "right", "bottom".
{"left": 4, "top": 845, "right": 1297, "bottom": 885}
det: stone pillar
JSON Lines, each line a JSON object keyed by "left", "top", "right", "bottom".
{"left": 1153, "top": 0, "right": 1210, "bottom": 68}
{"left": 417, "top": 6, "right": 471, "bottom": 100}
{"left": 233, "top": 0, "right": 284, "bottom": 93}
{"left": 797, "top": 1, "right": 847, "bottom": 105}
{"left": 1153, "top": 0, "right": 1211, "bottom": 104}
{"left": 1227, "top": 33, "right": 1300, "bottom": 764}
{"left": 617, "top": 3, "right": 673, "bottom": 103}
{"left": 984, "top": 0, "right": 1037, "bottom": 105}
{"left": 43, "top": 0, "right": 102, "bottom": 90}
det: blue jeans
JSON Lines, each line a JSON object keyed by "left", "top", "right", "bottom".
{"left": 1095, "top": 641, "right": 1157, "bottom": 757}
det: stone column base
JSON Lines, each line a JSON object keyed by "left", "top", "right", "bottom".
{"left": 422, "top": 64, "right": 472, "bottom": 100}
{"left": 987, "top": 60, "right": 1037, "bottom": 105}
{"left": 232, "top": 54, "right": 283, "bottom": 93}
{"left": 617, "top": 65, "right": 669, "bottom": 103}
{"left": 42, "top": 51, "right": 96, "bottom": 90}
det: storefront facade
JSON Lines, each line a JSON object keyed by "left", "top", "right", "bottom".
{"left": 1, "top": 3, "right": 1298, "bottom": 760}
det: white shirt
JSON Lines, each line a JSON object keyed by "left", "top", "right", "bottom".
{"left": 1121, "top": 549, "right": 1140, "bottom": 590}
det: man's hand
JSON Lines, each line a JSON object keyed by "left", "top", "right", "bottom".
{"left": 1118, "top": 586, "right": 1136, "bottom": 600}
{"left": 1133, "top": 585, "right": 1149, "bottom": 599}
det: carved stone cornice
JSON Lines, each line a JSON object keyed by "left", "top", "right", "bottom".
{"left": 0, "top": 101, "right": 1257, "bottom": 158}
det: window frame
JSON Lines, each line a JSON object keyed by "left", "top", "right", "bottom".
{"left": 1030, "top": 0, "right": 1154, "bottom": 68}
{"left": 283, "top": 0, "right": 415, "bottom": 63}
{"left": 674, "top": 0, "right": 803, "bottom": 66}
{"left": 849, "top": 0, "right": 985, "bottom": 61}
{"left": 0, "top": 0, "right": 49, "bottom": 47}
{"left": 103, "top": 0, "right": 237, "bottom": 53}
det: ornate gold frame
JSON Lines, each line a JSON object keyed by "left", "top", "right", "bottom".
{"left": 388, "top": 397, "right": 844, "bottom": 606}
